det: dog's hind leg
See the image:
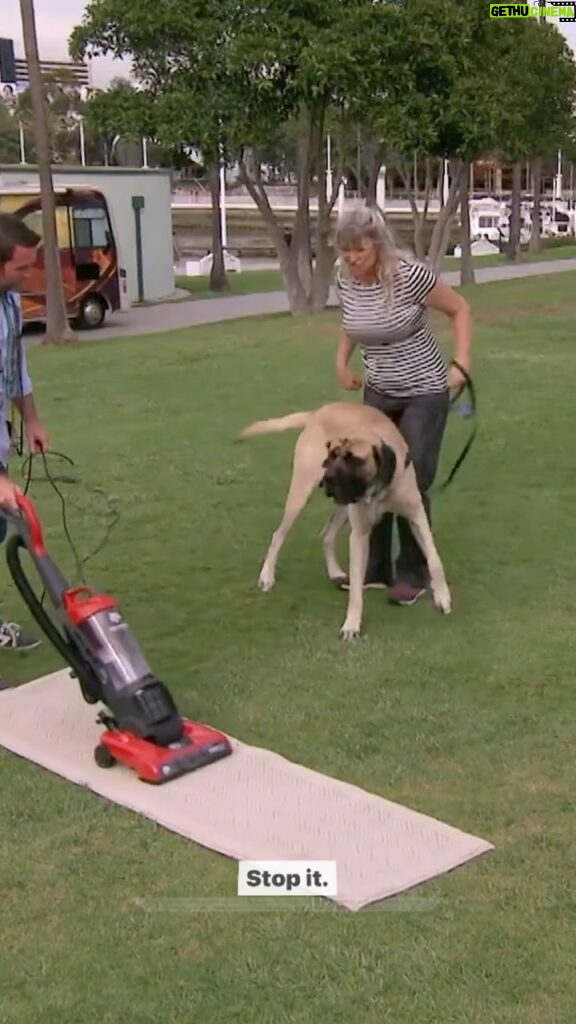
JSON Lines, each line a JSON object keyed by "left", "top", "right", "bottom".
{"left": 320, "top": 505, "right": 349, "bottom": 585}
{"left": 257, "top": 431, "right": 325, "bottom": 592}
{"left": 404, "top": 502, "right": 452, "bottom": 614}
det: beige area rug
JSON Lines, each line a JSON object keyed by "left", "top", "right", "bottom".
{"left": 0, "top": 670, "right": 494, "bottom": 912}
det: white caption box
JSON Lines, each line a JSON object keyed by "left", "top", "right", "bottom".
{"left": 238, "top": 860, "right": 337, "bottom": 896}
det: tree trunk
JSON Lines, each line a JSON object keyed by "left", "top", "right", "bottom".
{"left": 312, "top": 119, "right": 339, "bottom": 312}
{"left": 529, "top": 155, "right": 543, "bottom": 253}
{"left": 238, "top": 106, "right": 336, "bottom": 315}
{"left": 427, "top": 160, "right": 466, "bottom": 271}
{"left": 365, "top": 140, "right": 386, "bottom": 206}
{"left": 292, "top": 108, "right": 314, "bottom": 303}
{"left": 20, "top": 0, "right": 75, "bottom": 343}
{"left": 459, "top": 162, "right": 475, "bottom": 286}
{"left": 208, "top": 161, "right": 229, "bottom": 293}
{"left": 414, "top": 156, "right": 433, "bottom": 260}
{"left": 395, "top": 153, "right": 433, "bottom": 260}
{"left": 507, "top": 161, "right": 523, "bottom": 261}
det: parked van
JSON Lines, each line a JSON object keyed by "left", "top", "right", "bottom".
{"left": 0, "top": 185, "right": 129, "bottom": 328}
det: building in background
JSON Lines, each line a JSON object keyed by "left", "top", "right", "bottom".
{"left": 0, "top": 35, "right": 91, "bottom": 110}
{"left": 0, "top": 164, "right": 176, "bottom": 307}
{"left": 13, "top": 55, "right": 91, "bottom": 90}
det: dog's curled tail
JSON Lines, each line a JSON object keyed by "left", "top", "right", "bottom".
{"left": 237, "top": 411, "right": 311, "bottom": 440}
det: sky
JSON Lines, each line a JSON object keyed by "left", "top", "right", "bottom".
{"left": 3, "top": 0, "right": 131, "bottom": 86}
{"left": 3, "top": 0, "right": 576, "bottom": 88}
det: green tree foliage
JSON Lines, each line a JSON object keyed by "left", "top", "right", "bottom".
{"left": 356, "top": 1, "right": 576, "bottom": 270}
{"left": 0, "top": 102, "right": 21, "bottom": 163}
{"left": 71, "top": 0, "right": 251, "bottom": 292}
{"left": 69, "top": 0, "right": 576, "bottom": 307}
{"left": 8, "top": 71, "right": 106, "bottom": 165}
{"left": 70, "top": 0, "right": 409, "bottom": 310}
{"left": 494, "top": 18, "right": 576, "bottom": 256}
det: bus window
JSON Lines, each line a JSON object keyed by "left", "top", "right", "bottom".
{"left": 72, "top": 205, "right": 110, "bottom": 250}
{"left": 19, "top": 204, "right": 71, "bottom": 248}
{"left": 16, "top": 204, "right": 75, "bottom": 307}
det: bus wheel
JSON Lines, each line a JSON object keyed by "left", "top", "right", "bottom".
{"left": 78, "top": 295, "right": 106, "bottom": 329}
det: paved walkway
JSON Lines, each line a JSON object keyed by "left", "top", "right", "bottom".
{"left": 28, "top": 257, "right": 576, "bottom": 343}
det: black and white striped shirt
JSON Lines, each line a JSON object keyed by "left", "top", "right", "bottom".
{"left": 336, "top": 258, "right": 448, "bottom": 397}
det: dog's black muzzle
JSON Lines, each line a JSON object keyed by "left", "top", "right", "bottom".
{"left": 320, "top": 470, "right": 367, "bottom": 506}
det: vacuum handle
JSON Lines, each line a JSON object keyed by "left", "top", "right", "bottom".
{"left": 5, "top": 491, "right": 71, "bottom": 605}
{"left": 14, "top": 491, "right": 47, "bottom": 556}
{"left": 1, "top": 491, "right": 47, "bottom": 556}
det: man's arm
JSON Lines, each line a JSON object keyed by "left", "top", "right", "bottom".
{"left": 13, "top": 392, "right": 40, "bottom": 425}
{"left": 12, "top": 345, "right": 49, "bottom": 451}
{"left": 12, "top": 345, "right": 39, "bottom": 425}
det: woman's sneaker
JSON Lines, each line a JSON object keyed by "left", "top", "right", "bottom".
{"left": 388, "top": 582, "right": 426, "bottom": 606}
{"left": 0, "top": 621, "right": 41, "bottom": 651}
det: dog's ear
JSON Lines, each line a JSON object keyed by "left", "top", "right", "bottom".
{"left": 326, "top": 438, "right": 348, "bottom": 459}
{"left": 372, "top": 443, "right": 397, "bottom": 486}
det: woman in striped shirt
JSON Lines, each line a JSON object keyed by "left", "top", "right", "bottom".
{"left": 334, "top": 204, "right": 472, "bottom": 606}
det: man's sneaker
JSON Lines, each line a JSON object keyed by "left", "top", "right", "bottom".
{"left": 388, "top": 582, "right": 426, "bottom": 606}
{"left": 0, "top": 622, "right": 41, "bottom": 651}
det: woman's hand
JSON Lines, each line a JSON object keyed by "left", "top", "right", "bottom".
{"left": 337, "top": 367, "right": 363, "bottom": 391}
{"left": 447, "top": 362, "right": 470, "bottom": 391}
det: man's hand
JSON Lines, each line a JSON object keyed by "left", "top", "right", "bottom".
{"left": 337, "top": 367, "right": 363, "bottom": 391}
{"left": 0, "top": 476, "right": 23, "bottom": 513}
{"left": 25, "top": 419, "right": 50, "bottom": 453}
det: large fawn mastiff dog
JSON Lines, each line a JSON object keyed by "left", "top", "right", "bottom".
{"left": 237, "top": 402, "right": 451, "bottom": 639}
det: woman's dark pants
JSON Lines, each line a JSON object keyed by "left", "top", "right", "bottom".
{"left": 363, "top": 385, "right": 450, "bottom": 588}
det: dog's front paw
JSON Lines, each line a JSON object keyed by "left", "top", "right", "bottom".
{"left": 432, "top": 584, "right": 452, "bottom": 615}
{"left": 258, "top": 570, "right": 275, "bottom": 592}
{"left": 339, "top": 622, "right": 362, "bottom": 641}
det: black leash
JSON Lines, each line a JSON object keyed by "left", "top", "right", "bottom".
{"left": 432, "top": 359, "right": 477, "bottom": 494}
{"left": 17, "top": 447, "right": 121, "bottom": 589}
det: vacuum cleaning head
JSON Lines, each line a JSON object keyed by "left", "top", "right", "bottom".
{"left": 95, "top": 717, "right": 233, "bottom": 784}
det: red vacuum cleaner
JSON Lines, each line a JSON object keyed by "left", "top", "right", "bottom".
{"left": 4, "top": 492, "right": 232, "bottom": 784}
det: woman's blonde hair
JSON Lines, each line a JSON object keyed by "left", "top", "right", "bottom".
{"left": 334, "top": 202, "right": 414, "bottom": 300}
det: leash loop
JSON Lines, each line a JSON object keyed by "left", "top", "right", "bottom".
{"left": 18, "top": 448, "right": 120, "bottom": 587}
{"left": 431, "top": 360, "right": 477, "bottom": 494}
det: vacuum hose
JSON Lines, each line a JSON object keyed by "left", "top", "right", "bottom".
{"left": 5, "top": 534, "right": 102, "bottom": 705}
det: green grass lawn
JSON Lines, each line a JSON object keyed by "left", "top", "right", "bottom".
{"left": 175, "top": 267, "right": 284, "bottom": 297}
{"left": 443, "top": 240, "right": 576, "bottom": 269}
{"left": 174, "top": 242, "right": 576, "bottom": 299}
{"left": 2, "top": 271, "right": 576, "bottom": 1022}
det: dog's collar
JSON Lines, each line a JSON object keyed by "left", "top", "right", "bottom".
{"left": 364, "top": 483, "right": 388, "bottom": 505}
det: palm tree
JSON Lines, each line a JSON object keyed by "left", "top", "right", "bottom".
{"left": 19, "top": 0, "right": 76, "bottom": 342}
